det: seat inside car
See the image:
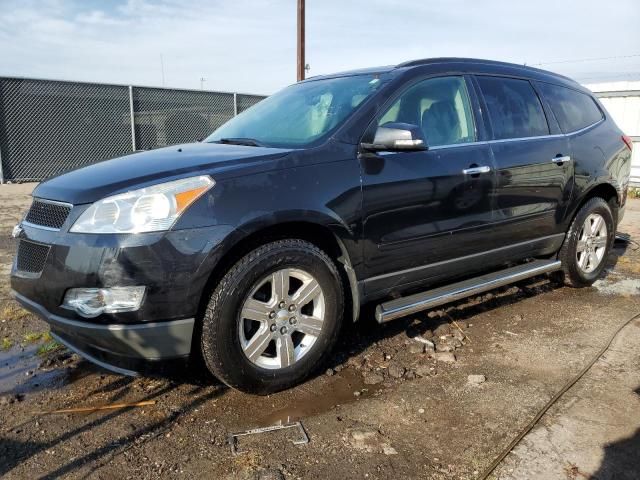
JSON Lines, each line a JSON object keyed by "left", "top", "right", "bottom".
{"left": 422, "top": 100, "right": 461, "bottom": 146}
{"left": 392, "top": 79, "right": 464, "bottom": 147}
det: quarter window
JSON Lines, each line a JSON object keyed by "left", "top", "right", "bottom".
{"left": 476, "top": 76, "right": 549, "bottom": 140}
{"left": 537, "top": 82, "right": 603, "bottom": 133}
{"left": 378, "top": 76, "right": 476, "bottom": 147}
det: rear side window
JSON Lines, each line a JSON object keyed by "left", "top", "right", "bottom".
{"left": 476, "top": 76, "right": 549, "bottom": 140}
{"left": 537, "top": 83, "right": 603, "bottom": 133}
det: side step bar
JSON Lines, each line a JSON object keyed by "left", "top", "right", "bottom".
{"left": 375, "top": 259, "right": 561, "bottom": 323}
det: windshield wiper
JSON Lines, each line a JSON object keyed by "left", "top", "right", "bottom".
{"left": 218, "top": 137, "right": 264, "bottom": 147}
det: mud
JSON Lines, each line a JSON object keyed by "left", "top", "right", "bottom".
{"left": 252, "top": 368, "right": 382, "bottom": 427}
{"left": 0, "top": 184, "right": 639, "bottom": 479}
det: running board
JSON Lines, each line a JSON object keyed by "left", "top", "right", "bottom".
{"left": 375, "top": 259, "right": 561, "bottom": 323}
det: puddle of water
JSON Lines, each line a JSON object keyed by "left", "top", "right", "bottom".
{"left": 253, "top": 368, "right": 382, "bottom": 427}
{"left": 0, "top": 345, "right": 42, "bottom": 393}
{"left": 594, "top": 277, "right": 640, "bottom": 296}
{"left": 0, "top": 345, "right": 80, "bottom": 396}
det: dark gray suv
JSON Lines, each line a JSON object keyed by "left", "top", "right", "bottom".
{"left": 11, "top": 58, "right": 632, "bottom": 393}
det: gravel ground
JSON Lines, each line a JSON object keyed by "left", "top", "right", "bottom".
{"left": 0, "top": 184, "right": 639, "bottom": 479}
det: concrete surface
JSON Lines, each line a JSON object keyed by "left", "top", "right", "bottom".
{"left": 495, "top": 314, "right": 640, "bottom": 479}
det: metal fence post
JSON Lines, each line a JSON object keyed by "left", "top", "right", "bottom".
{"left": 233, "top": 93, "right": 238, "bottom": 116}
{"left": 0, "top": 144, "right": 4, "bottom": 184}
{"left": 128, "top": 86, "right": 136, "bottom": 151}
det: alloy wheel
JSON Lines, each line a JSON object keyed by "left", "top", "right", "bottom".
{"left": 238, "top": 268, "right": 325, "bottom": 369}
{"left": 576, "top": 213, "right": 608, "bottom": 274}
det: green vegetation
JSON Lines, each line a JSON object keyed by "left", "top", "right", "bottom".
{"left": 22, "top": 330, "right": 54, "bottom": 347}
{"left": 629, "top": 186, "right": 640, "bottom": 199}
{"left": 37, "top": 340, "right": 64, "bottom": 356}
{"left": 1, "top": 337, "right": 12, "bottom": 350}
{"left": 23, "top": 331, "right": 44, "bottom": 344}
{"left": 0, "top": 303, "right": 30, "bottom": 322}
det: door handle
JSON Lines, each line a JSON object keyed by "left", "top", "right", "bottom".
{"left": 462, "top": 166, "right": 491, "bottom": 175}
{"left": 552, "top": 155, "right": 571, "bottom": 164}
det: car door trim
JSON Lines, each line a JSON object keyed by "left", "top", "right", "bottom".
{"left": 383, "top": 121, "right": 603, "bottom": 153}
{"left": 364, "top": 233, "right": 565, "bottom": 283}
{"left": 381, "top": 134, "right": 566, "bottom": 153}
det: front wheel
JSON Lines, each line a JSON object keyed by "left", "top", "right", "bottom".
{"left": 200, "top": 239, "right": 344, "bottom": 394}
{"left": 558, "top": 197, "right": 615, "bottom": 287}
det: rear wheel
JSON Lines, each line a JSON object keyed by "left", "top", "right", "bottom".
{"left": 558, "top": 197, "right": 615, "bottom": 287}
{"left": 200, "top": 239, "right": 344, "bottom": 394}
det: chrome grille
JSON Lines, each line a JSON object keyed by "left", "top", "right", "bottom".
{"left": 24, "top": 199, "right": 71, "bottom": 230}
{"left": 16, "top": 240, "right": 50, "bottom": 274}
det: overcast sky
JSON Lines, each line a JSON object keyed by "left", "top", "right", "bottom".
{"left": 1, "top": 0, "right": 639, "bottom": 95}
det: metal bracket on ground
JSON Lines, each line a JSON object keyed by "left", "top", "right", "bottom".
{"left": 228, "top": 421, "right": 309, "bottom": 455}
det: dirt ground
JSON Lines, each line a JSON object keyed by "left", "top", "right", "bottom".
{"left": 1, "top": 184, "right": 639, "bottom": 480}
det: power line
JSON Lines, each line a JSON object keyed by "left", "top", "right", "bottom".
{"left": 575, "top": 72, "right": 640, "bottom": 82}
{"left": 532, "top": 53, "right": 640, "bottom": 66}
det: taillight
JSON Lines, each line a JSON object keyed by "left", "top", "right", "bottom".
{"left": 622, "top": 135, "right": 633, "bottom": 151}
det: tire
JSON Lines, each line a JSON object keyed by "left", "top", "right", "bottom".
{"left": 200, "top": 239, "right": 344, "bottom": 394}
{"left": 558, "top": 197, "right": 615, "bottom": 287}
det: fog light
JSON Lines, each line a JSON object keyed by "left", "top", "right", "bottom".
{"left": 62, "top": 286, "right": 146, "bottom": 318}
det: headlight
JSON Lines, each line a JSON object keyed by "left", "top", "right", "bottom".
{"left": 70, "top": 176, "right": 214, "bottom": 234}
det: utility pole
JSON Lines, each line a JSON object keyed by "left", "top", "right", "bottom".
{"left": 200, "top": 77, "right": 206, "bottom": 90}
{"left": 297, "top": 0, "right": 305, "bottom": 81}
{"left": 160, "top": 53, "right": 165, "bottom": 86}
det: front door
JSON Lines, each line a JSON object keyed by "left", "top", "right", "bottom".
{"left": 360, "top": 75, "right": 497, "bottom": 297}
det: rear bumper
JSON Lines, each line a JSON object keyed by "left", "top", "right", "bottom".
{"left": 13, "top": 290, "right": 194, "bottom": 376}
{"left": 617, "top": 203, "right": 625, "bottom": 226}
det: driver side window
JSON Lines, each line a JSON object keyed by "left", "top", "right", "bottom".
{"left": 378, "top": 76, "right": 476, "bottom": 147}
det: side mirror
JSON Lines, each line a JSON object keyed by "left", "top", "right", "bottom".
{"left": 362, "top": 122, "right": 427, "bottom": 152}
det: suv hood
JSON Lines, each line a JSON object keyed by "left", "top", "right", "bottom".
{"left": 33, "top": 142, "right": 292, "bottom": 204}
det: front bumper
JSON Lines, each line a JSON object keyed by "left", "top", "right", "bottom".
{"left": 10, "top": 222, "right": 235, "bottom": 324}
{"left": 13, "top": 291, "right": 195, "bottom": 375}
{"left": 10, "top": 219, "right": 239, "bottom": 374}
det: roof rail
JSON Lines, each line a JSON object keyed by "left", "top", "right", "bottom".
{"left": 395, "top": 57, "right": 579, "bottom": 85}
{"left": 396, "top": 57, "right": 522, "bottom": 69}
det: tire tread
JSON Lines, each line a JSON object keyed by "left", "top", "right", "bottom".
{"left": 558, "top": 197, "right": 613, "bottom": 288}
{"left": 200, "top": 239, "right": 343, "bottom": 393}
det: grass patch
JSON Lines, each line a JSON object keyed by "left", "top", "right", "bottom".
{"left": 1, "top": 337, "right": 12, "bottom": 350}
{"left": 629, "top": 186, "right": 640, "bottom": 199}
{"left": 22, "top": 331, "right": 54, "bottom": 346}
{"left": 23, "top": 331, "right": 44, "bottom": 344}
{"left": 37, "top": 340, "right": 64, "bottom": 356}
{"left": 0, "top": 303, "right": 30, "bottom": 322}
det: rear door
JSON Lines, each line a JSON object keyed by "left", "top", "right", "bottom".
{"left": 534, "top": 81, "right": 608, "bottom": 219}
{"left": 474, "top": 75, "right": 573, "bottom": 251}
{"left": 360, "top": 75, "right": 497, "bottom": 296}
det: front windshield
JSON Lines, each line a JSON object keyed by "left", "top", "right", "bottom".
{"left": 206, "top": 74, "right": 385, "bottom": 148}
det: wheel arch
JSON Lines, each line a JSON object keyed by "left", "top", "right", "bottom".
{"left": 198, "top": 217, "right": 361, "bottom": 326}
{"left": 576, "top": 182, "right": 620, "bottom": 225}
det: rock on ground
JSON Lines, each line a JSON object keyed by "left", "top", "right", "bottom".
{"left": 467, "top": 374, "right": 486, "bottom": 385}
{"left": 363, "top": 372, "right": 384, "bottom": 385}
{"left": 388, "top": 364, "right": 406, "bottom": 379}
{"left": 433, "top": 352, "right": 456, "bottom": 363}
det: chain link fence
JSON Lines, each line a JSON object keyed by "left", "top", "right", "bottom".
{"left": 0, "top": 76, "right": 266, "bottom": 182}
